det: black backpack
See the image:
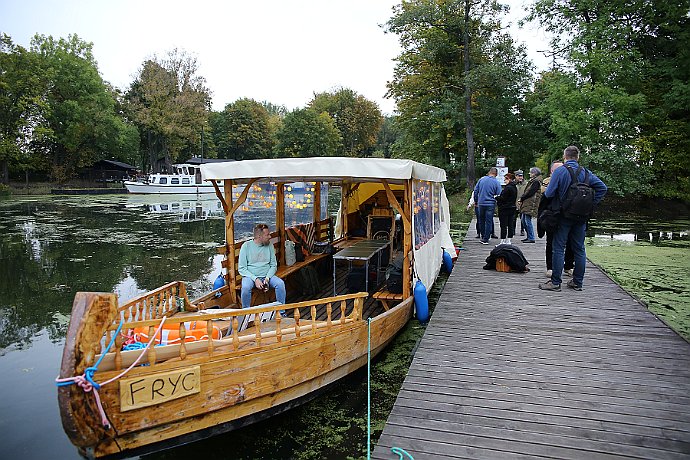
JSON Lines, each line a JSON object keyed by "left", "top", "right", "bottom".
{"left": 561, "top": 165, "right": 595, "bottom": 223}
{"left": 385, "top": 255, "right": 404, "bottom": 294}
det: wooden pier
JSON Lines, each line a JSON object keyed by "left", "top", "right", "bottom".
{"left": 373, "top": 221, "right": 690, "bottom": 459}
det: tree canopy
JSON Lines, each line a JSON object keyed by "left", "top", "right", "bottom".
{"left": 385, "top": 0, "right": 534, "bottom": 186}
{"left": 309, "top": 88, "right": 383, "bottom": 157}
{"left": 275, "top": 108, "right": 341, "bottom": 157}
{"left": 125, "top": 49, "right": 211, "bottom": 172}
{"left": 0, "top": 33, "right": 138, "bottom": 183}
{"left": 210, "top": 98, "right": 274, "bottom": 160}
{"left": 525, "top": 0, "right": 690, "bottom": 197}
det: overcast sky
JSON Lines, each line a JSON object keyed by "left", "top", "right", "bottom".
{"left": 1, "top": 0, "right": 550, "bottom": 115}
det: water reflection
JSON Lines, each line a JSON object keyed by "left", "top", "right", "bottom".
{"left": 124, "top": 195, "right": 225, "bottom": 222}
{"left": 0, "top": 190, "right": 330, "bottom": 459}
{"left": 589, "top": 219, "right": 690, "bottom": 245}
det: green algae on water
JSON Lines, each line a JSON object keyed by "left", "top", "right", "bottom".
{"left": 586, "top": 237, "right": 690, "bottom": 341}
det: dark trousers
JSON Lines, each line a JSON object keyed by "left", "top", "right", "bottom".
{"left": 478, "top": 205, "right": 495, "bottom": 242}
{"left": 545, "top": 231, "right": 574, "bottom": 270}
{"left": 475, "top": 206, "right": 494, "bottom": 237}
{"left": 498, "top": 208, "right": 516, "bottom": 239}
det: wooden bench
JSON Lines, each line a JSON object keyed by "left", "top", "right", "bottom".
{"left": 371, "top": 249, "right": 412, "bottom": 310}
{"left": 372, "top": 287, "right": 404, "bottom": 311}
{"left": 235, "top": 252, "right": 330, "bottom": 305}
{"left": 218, "top": 220, "right": 335, "bottom": 306}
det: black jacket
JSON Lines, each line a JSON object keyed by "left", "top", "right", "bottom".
{"left": 496, "top": 182, "right": 517, "bottom": 211}
{"left": 483, "top": 244, "right": 530, "bottom": 272}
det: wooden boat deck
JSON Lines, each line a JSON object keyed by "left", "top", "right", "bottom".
{"left": 373, "top": 220, "right": 690, "bottom": 459}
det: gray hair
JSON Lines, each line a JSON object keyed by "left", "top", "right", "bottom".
{"left": 564, "top": 145, "right": 580, "bottom": 160}
{"left": 488, "top": 167, "right": 498, "bottom": 175}
{"left": 530, "top": 167, "right": 541, "bottom": 176}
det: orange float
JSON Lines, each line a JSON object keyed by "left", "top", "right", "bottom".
{"left": 133, "top": 321, "right": 221, "bottom": 346}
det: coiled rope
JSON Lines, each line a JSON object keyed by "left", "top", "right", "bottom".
{"left": 56, "top": 316, "right": 167, "bottom": 429}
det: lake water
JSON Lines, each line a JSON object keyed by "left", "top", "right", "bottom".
{"left": 0, "top": 194, "right": 687, "bottom": 459}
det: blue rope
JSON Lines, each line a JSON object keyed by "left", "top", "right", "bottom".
{"left": 391, "top": 447, "right": 414, "bottom": 459}
{"left": 367, "top": 317, "right": 371, "bottom": 460}
{"left": 123, "top": 342, "right": 146, "bottom": 351}
{"left": 366, "top": 317, "right": 414, "bottom": 460}
{"left": 56, "top": 320, "right": 124, "bottom": 390}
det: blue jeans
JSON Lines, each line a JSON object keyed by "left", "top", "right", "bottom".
{"left": 551, "top": 218, "right": 586, "bottom": 286}
{"left": 478, "top": 205, "right": 495, "bottom": 242}
{"left": 241, "top": 276, "right": 286, "bottom": 308}
{"left": 521, "top": 213, "right": 535, "bottom": 241}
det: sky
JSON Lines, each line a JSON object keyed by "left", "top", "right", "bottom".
{"left": 1, "top": 0, "right": 550, "bottom": 115}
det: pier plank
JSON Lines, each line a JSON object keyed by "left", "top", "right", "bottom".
{"left": 373, "top": 218, "right": 690, "bottom": 459}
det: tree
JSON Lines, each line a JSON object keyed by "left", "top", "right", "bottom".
{"left": 211, "top": 98, "right": 274, "bottom": 160}
{"left": 309, "top": 88, "right": 383, "bottom": 157}
{"left": 126, "top": 49, "right": 211, "bottom": 172}
{"left": 385, "top": 0, "right": 532, "bottom": 187}
{"left": 376, "top": 116, "right": 399, "bottom": 158}
{"left": 275, "top": 108, "right": 341, "bottom": 158}
{"left": 0, "top": 34, "right": 48, "bottom": 184}
{"left": 28, "top": 34, "right": 139, "bottom": 182}
{"left": 524, "top": 0, "right": 690, "bottom": 196}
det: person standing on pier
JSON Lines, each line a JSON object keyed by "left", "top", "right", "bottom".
{"left": 514, "top": 170, "right": 527, "bottom": 236}
{"left": 539, "top": 146, "right": 607, "bottom": 292}
{"left": 517, "top": 167, "right": 543, "bottom": 243}
{"left": 496, "top": 172, "right": 518, "bottom": 245}
{"left": 473, "top": 167, "right": 502, "bottom": 245}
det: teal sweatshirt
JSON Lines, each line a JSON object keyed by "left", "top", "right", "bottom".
{"left": 238, "top": 240, "right": 277, "bottom": 281}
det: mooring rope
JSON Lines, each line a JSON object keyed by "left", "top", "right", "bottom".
{"left": 367, "top": 317, "right": 414, "bottom": 460}
{"left": 56, "top": 316, "right": 167, "bottom": 428}
{"left": 367, "top": 317, "right": 371, "bottom": 460}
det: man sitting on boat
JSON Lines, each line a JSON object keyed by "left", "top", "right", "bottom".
{"left": 239, "top": 223, "right": 286, "bottom": 308}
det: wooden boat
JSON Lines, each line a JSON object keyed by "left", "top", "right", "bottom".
{"left": 57, "top": 157, "right": 455, "bottom": 458}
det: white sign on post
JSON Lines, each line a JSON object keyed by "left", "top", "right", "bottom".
{"left": 497, "top": 167, "right": 508, "bottom": 184}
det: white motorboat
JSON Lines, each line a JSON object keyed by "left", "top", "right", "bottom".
{"left": 124, "top": 164, "right": 223, "bottom": 194}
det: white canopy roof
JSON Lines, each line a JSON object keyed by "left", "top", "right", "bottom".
{"left": 200, "top": 157, "right": 447, "bottom": 184}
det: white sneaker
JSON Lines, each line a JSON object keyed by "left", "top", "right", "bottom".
{"left": 506, "top": 238, "right": 512, "bottom": 245}
{"left": 545, "top": 270, "right": 552, "bottom": 277}
{"left": 564, "top": 269, "right": 573, "bottom": 277}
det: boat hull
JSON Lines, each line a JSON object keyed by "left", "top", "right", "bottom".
{"left": 59, "top": 295, "right": 413, "bottom": 459}
{"left": 124, "top": 181, "right": 219, "bottom": 194}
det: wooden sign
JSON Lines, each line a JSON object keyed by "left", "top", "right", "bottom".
{"left": 120, "top": 366, "right": 200, "bottom": 412}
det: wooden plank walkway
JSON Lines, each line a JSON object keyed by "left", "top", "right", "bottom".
{"left": 373, "top": 219, "right": 690, "bottom": 459}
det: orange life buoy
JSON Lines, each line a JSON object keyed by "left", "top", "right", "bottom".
{"left": 133, "top": 321, "right": 221, "bottom": 346}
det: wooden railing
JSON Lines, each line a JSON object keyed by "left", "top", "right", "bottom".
{"left": 116, "top": 281, "right": 196, "bottom": 323}
{"left": 96, "top": 292, "right": 368, "bottom": 372}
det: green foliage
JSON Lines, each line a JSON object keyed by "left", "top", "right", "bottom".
{"left": 525, "top": 0, "right": 690, "bottom": 200}
{"left": 375, "top": 116, "right": 399, "bottom": 158}
{"left": 126, "top": 49, "right": 210, "bottom": 172}
{"left": 385, "top": 0, "right": 535, "bottom": 181}
{"left": 211, "top": 98, "right": 274, "bottom": 160}
{"left": 309, "top": 87, "right": 383, "bottom": 156}
{"left": 28, "top": 34, "right": 139, "bottom": 182}
{"left": 0, "top": 34, "right": 49, "bottom": 183}
{"left": 275, "top": 108, "right": 341, "bottom": 157}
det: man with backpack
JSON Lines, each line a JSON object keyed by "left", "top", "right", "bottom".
{"left": 539, "top": 146, "right": 607, "bottom": 292}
